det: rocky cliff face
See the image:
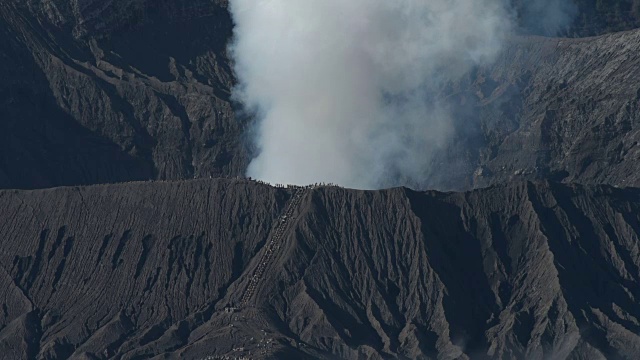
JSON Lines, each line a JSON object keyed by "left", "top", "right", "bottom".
{"left": 411, "top": 30, "right": 640, "bottom": 191}
{"left": 2, "top": 2, "right": 640, "bottom": 359}
{"left": 0, "top": 0, "right": 245, "bottom": 190}
{"left": 1, "top": 179, "right": 639, "bottom": 359}
{"left": 2, "top": 0, "right": 640, "bottom": 191}
{"left": 470, "top": 30, "right": 640, "bottom": 189}
{"left": 23, "top": 0, "right": 229, "bottom": 38}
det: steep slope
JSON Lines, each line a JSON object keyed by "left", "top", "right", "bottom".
{"left": 2, "top": 0, "right": 640, "bottom": 191}
{"left": 0, "top": 179, "right": 290, "bottom": 358}
{"left": 442, "top": 29, "right": 640, "bottom": 190}
{"left": 0, "top": 0, "right": 245, "bottom": 189}
{"left": 0, "top": 179, "right": 639, "bottom": 359}
{"left": 475, "top": 30, "right": 640, "bottom": 190}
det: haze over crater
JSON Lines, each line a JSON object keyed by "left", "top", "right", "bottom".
{"left": 229, "top": 0, "right": 576, "bottom": 189}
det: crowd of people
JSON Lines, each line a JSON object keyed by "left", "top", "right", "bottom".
{"left": 223, "top": 176, "right": 343, "bottom": 189}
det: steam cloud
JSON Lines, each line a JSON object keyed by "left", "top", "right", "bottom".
{"left": 229, "top": 0, "right": 575, "bottom": 189}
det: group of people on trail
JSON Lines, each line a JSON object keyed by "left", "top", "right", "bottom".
{"left": 211, "top": 175, "right": 345, "bottom": 189}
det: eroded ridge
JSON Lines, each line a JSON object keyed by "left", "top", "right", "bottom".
{"left": 240, "top": 186, "right": 308, "bottom": 307}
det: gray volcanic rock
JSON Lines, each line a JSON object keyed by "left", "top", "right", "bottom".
{"left": 0, "top": 0, "right": 245, "bottom": 189}
{"left": 468, "top": 30, "right": 640, "bottom": 190}
{"left": 0, "top": 179, "right": 287, "bottom": 358}
{"left": 2, "top": 2, "right": 640, "bottom": 360}
{"left": 3, "top": 0, "right": 640, "bottom": 191}
{"left": 25, "top": 0, "right": 228, "bottom": 38}
{"left": 1, "top": 179, "right": 639, "bottom": 359}
{"left": 429, "top": 29, "right": 640, "bottom": 191}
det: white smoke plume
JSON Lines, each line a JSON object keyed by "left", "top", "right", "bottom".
{"left": 229, "top": 0, "right": 571, "bottom": 189}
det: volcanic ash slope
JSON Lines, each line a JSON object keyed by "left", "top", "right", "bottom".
{"left": 0, "top": 179, "right": 639, "bottom": 359}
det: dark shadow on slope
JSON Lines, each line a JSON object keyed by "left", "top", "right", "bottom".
{"left": 405, "top": 189, "right": 498, "bottom": 358}
{"left": 526, "top": 183, "right": 640, "bottom": 359}
{"left": 102, "top": 4, "right": 233, "bottom": 90}
{"left": 0, "top": 6, "right": 155, "bottom": 190}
